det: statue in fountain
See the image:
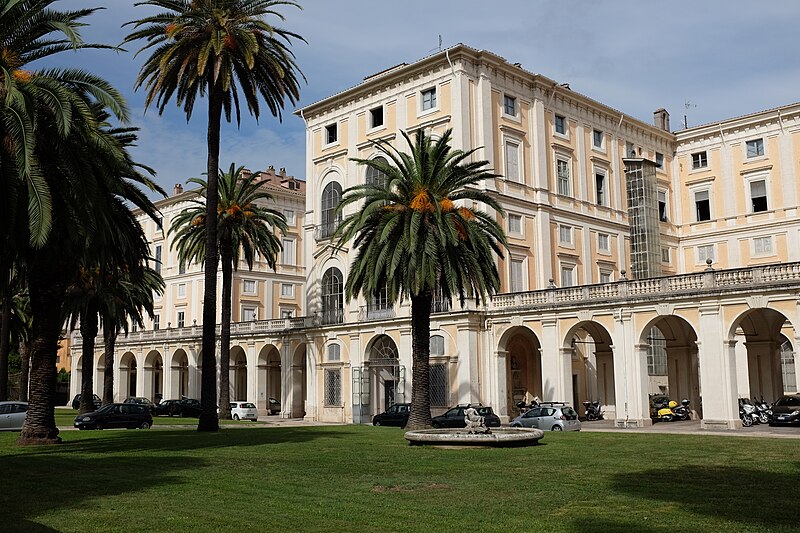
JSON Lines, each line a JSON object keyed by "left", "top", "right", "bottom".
{"left": 463, "top": 405, "right": 491, "bottom": 434}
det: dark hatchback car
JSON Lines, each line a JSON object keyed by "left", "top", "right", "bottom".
{"left": 71, "top": 394, "right": 102, "bottom": 411}
{"left": 372, "top": 403, "right": 411, "bottom": 427}
{"left": 769, "top": 394, "right": 800, "bottom": 425}
{"left": 124, "top": 397, "right": 157, "bottom": 414}
{"left": 153, "top": 399, "right": 183, "bottom": 417}
{"left": 74, "top": 403, "right": 153, "bottom": 430}
{"left": 431, "top": 405, "right": 501, "bottom": 429}
{"left": 178, "top": 398, "right": 202, "bottom": 418}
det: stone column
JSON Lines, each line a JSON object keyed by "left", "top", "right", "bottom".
{"left": 188, "top": 347, "right": 199, "bottom": 399}
{"left": 456, "top": 319, "right": 481, "bottom": 405}
{"left": 698, "top": 303, "right": 740, "bottom": 429}
{"left": 495, "top": 348, "right": 509, "bottom": 422}
{"left": 539, "top": 316, "right": 568, "bottom": 402}
{"left": 303, "top": 336, "right": 318, "bottom": 421}
{"left": 611, "top": 309, "right": 651, "bottom": 427}
{"left": 246, "top": 342, "right": 258, "bottom": 406}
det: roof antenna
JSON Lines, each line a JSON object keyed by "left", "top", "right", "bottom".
{"left": 683, "top": 100, "right": 697, "bottom": 129}
{"left": 428, "top": 34, "right": 443, "bottom": 54}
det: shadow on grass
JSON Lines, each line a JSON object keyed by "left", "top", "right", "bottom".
{"left": 611, "top": 464, "right": 800, "bottom": 530}
{"left": 0, "top": 454, "right": 204, "bottom": 532}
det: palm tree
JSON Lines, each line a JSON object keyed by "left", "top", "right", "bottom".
{"left": 337, "top": 129, "right": 507, "bottom": 430}
{"left": 171, "top": 164, "right": 287, "bottom": 419}
{"left": 126, "top": 0, "right": 305, "bottom": 431}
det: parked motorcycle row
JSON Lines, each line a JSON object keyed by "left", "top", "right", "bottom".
{"left": 516, "top": 398, "right": 606, "bottom": 422}
{"left": 738, "top": 397, "right": 771, "bottom": 427}
{"left": 650, "top": 396, "right": 692, "bottom": 422}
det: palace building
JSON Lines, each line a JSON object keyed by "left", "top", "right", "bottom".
{"left": 72, "top": 44, "right": 800, "bottom": 429}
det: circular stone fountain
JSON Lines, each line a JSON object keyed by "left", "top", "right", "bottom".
{"left": 404, "top": 427, "right": 544, "bottom": 448}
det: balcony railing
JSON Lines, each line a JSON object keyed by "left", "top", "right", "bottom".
{"left": 314, "top": 222, "right": 339, "bottom": 241}
{"left": 319, "top": 308, "right": 344, "bottom": 325}
{"left": 358, "top": 305, "right": 395, "bottom": 321}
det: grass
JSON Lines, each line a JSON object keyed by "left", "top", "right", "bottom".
{"left": 1, "top": 425, "right": 798, "bottom": 533}
{"left": 55, "top": 409, "right": 274, "bottom": 427}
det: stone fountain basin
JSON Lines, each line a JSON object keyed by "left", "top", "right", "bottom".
{"left": 404, "top": 427, "right": 544, "bottom": 447}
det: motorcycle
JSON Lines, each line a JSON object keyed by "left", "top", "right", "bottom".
{"left": 515, "top": 396, "right": 540, "bottom": 415}
{"left": 738, "top": 398, "right": 754, "bottom": 427}
{"left": 671, "top": 399, "right": 692, "bottom": 421}
{"left": 656, "top": 400, "right": 681, "bottom": 422}
{"left": 739, "top": 398, "right": 760, "bottom": 424}
{"left": 755, "top": 396, "right": 771, "bottom": 424}
{"left": 582, "top": 400, "right": 604, "bottom": 421}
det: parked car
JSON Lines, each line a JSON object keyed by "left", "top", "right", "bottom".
{"left": 372, "top": 403, "right": 410, "bottom": 427}
{"left": 74, "top": 403, "right": 153, "bottom": 430}
{"left": 769, "top": 394, "right": 800, "bottom": 425}
{"left": 71, "top": 394, "right": 102, "bottom": 411}
{"left": 431, "top": 405, "right": 501, "bottom": 429}
{"left": 0, "top": 401, "right": 28, "bottom": 431}
{"left": 230, "top": 401, "right": 258, "bottom": 421}
{"left": 510, "top": 402, "right": 581, "bottom": 431}
{"left": 268, "top": 397, "right": 281, "bottom": 415}
{"left": 124, "top": 397, "right": 156, "bottom": 413}
{"left": 178, "top": 398, "right": 202, "bottom": 418}
{"left": 153, "top": 399, "right": 183, "bottom": 417}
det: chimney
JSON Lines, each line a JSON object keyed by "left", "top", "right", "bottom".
{"left": 267, "top": 165, "right": 275, "bottom": 176}
{"left": 654, "top": 108, "right": 670, "bottom": 131}
{"left": 279, "top": 167, "right": 286, "bottom": 178}
{"left": 173, "top": 183, "right": 183, "bottom": 196}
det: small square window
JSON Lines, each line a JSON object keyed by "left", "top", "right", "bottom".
{"left": 243, "top": 279, "right": 256, "bottom": 294}
{"left": 242, "top": 307, "right": 257, "bottom": 321}
{"left": 325, "top": 123, "right": 337, "bottom": 144}
{"left": 598, "top": 233, "right": 610, "bottom": 252}
{"left": 280, "top": 308, "right": 293, "bottom": 319}
{"left": 655, "top": 152, "right": 664, "bottom": 169}
{"left": 504, "top": 95, "right": 517, "bottom": 116}
{"left": 559, "top": 225, "right": 573, "bottom": 245}
{"left": 746, "top": 138, "right": 764, "bottom": 158}
{"left": 560, "top": 265, "right": 575, "bottom": 287}
{"left": 691, "top": 151, "right": 708, "bottom": 169}
{"left": 327, "top": 344, "right": 341, "bottom": 362}
{"left": 555, "top": 114, "right": 566, "bottom": 135}
{"left": 750, "top": 179, "right": 768, "bottom": 213}
{"left": 754, "top": 236, "right": 773, "bottom": 255}
{"left": 694, "top": 190, "right": 711, "bottom": 221}
{"left": 593, "top": 129, "right": 603, "bottom": 148}
{"left": 281, "top": 283, "right": 294, "bottom": 297}
{"left": 282, "top": 209, "right": 296, "bottom": 225}
{"left": 177, "top": 283, "right": 186, "bottom": 298}
{"left": 698, "top": 244, "right": 715, "bottom": 263}
{"left": 508, "top": 214, "right": 522, "bottom": 234}
{"left": 421, "top": 87, "right": 437, "bottom": 111}
{"left": 370, "top": 106, "right": 384, "bottom": 128}
{"left": 599, "top": 271, "right": 611, "bottom": 284}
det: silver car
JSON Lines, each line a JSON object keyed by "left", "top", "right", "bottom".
{"left": 510, "top": 403, "right": 581, "bottom": 432}
{"left": 0, "top": 401, "right": 28, "bottom": 431}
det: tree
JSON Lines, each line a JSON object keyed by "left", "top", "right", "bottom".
{"left": 171, "top": 164, "right": 287, "bottom": 419}
{"left": 126, "top": 0, "right": 305, "bottom": 431}
{"left": 337, "top": 129, "right": 507, "bottom": 430}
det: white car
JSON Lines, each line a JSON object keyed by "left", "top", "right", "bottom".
{"left": 230, "top": 401, "right": 258, "bottom": 421}
{"left": 0, "top": 401, "right": 28, "bottom": 431}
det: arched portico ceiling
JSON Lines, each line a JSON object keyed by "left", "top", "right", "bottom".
{"left": 562, "top": 320, "right": 613, "bottom": 350}
{"left": 257, "top": 343, "right": 280, "bottom": 364}
{"left": 230, "top": 345, "right": 247, "bottom": 364}
{"left": 120, "top": 351, "right": 137, "bottom": 368}
{"left": 292, "top": 343, "right": 307, "bottom": 366}
{"left": 497, "top": 325, "right": 540, "bottom": 352}
{"left": 729, "top": 308, "right": 794, "bottom": 342}
{"left": 638, "top": 315, "right": 698, "bottom": 347}
{"left": 171, "top": 348, "right": 189, "bottom": 365}
{"left": 144, "top": 350, "right": 163, "bottom": 366}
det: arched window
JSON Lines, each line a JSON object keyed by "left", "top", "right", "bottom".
{"left": 430, "top": 335, "right": 445, "bottom": 356}
{"left": 321, "top": 268, "right": 343, "bottom": 324}
{"left": 366, "top": 157, "right": 389, "bottom": 188}
{"left": 370, "top": 335, "right": 398, "bottom": 361}
{"left": 327, "top": 344, "right": 341, "bottom": 362}
{"left": 320, "top": 182, "right": 342, "bottom": 238}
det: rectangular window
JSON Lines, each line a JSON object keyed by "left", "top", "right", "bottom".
{"left": 281, "top": 283, "right": 294, "bottom": 298}
{"left": 282, "top": 209, "right": 296, "bottom": 225}
{"left": 595, "top": 172, "right": 606, "bottom": 206}
{"left": 429, "top": 364, "right": 448, "bottom": 407}
{"left": 370, "top": 106, "right": 384, "bottom": 128}
{"left": 324, "top": 369, "right": 342, "bottom": 406}
{"left": 556, "top": 159, "right": 571, "bottom": 196}
{"left": 555, "top": 114, "right": 566, "bottom": 135}
{"left": 280, "top": 308, "right": 293, "bottom": 319}
{"left": 324, "top": 123, "right": 337, "bottom": 144}
{"left": 503, "top": 94, "right": 517, "bottom": 116}
{"left": 421, "top": 87, "right": 437, "bottom": 111}
{"left": 559, "top": 225, "right": 573, "bottom": 245}
{"left": 177, "top": 311, "right": 185, "bottom": 329}
{"left": 694, "top": 190, "right": 711, "bottom": 221}
{"left": 754, "top": 236, "right": 773, "bottom": 255}
{"left": 177, "top": 283, "right": 186, "bottom": 298}
{"left": 242, "top": 306, "right": 257, "bottom": 321}
{"left": 661, "top": 247, "right": 670, "bottom": 263}
{"left": 746, "top": 138, "right": 764, "bottom": 158}
{"left": 153, "top": 314, "right": 160, "bottom": 331}
{"left": 560, "top": 265, "right": 575, "bottom": 287}
{"left": 243, "top": 279, "right": 256, "bottom": 294}
{"left": 504, "top": 140, "right": 520, "bottom": 182}
{"left": 593, "top": 129, "right": 603, "bottom": 149}
{"left": 655, "top": 152, "right": 664, "bottom": 169}
{"left": 698, "top": 244, "right": 715, "bottom": 263}
{"left": 510, "top": 258, "right": 525, "bottom": 292}
{"left": 750, "top": 179, "right": 768, "bottom": 212}
{"left": 281, "top": 238, "right": 295, "bottom": 265}
{"left": 625, "top": 142, "right": 636, "bottom": 158}
{"left": 154, "top": 245, "right": 162, "bottom": 275}
{"left": 658, "top": 190, "right": 668, "bottom": 222}
{"left": 327, "top": 344, "right": 340, "bottom": 362}
{"left": 691, "top": 151, "right": 708, "bottom": 169}
{"left": 599, "top": 271, "right": 611, "bottom": 284}
{"left": 508, "top": 214, "right": 522, "bottom": 234}
{"left": 598, "top": 233, "right": 610, "bottom": 252}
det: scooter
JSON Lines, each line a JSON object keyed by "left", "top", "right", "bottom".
{"left": 582, "top": 400, "right": 604, "bottom": 421}
{"left": 671, "top": 399, "right": 691, "bottom": 421}
{"left": 656, "top": 400, "right": 679, "bottom": 422}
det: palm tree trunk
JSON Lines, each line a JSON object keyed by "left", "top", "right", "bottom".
{"left": 218, "top": 243, "right": 233, "bottom": 420}
{"left": 18, "top": 338, "right": 29, "bottom": 402}
{"left": 79, "top": 304, "right": 98, "bottom": 414}
{"left": 406, "top": 291, "right": 433, "bottom": 430}
{"left": 103, "top": 328, "right": 116, "bottom": 405}
{"left": 0, "top": 273, "right": 10, "bottom": 401}
{"left": 198, "top": 83, "right": 223, "bottom": 432}
{"left": 18, "top": 257, "right": 67, "bottom": 445}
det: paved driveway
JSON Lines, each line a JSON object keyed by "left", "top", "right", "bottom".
{"left": 580, "top": 418, "right": 800, "bottom": 439}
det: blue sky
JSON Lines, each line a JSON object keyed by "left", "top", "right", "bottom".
{"left": 48, "top": 1, "right": 800, "bottom": 196}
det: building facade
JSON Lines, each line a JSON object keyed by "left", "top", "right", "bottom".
{"left": 73, "top": 45, "right": 800, "bottom": 429}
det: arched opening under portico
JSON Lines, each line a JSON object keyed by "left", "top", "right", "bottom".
{"left": 170, "top": 349, "right": 190, "bottom": 399}
{"left": 257, "top": 345, "right": 281, "bottom": 413}
{"left": 500, "top": 326, "right": 542, "bottom": 417}
{"left": 364, "top": 335, "right": 402, "bottom": 417}
{"left": 230, "top": 346, "right": 248, "bottom": 401}
{"left": 143, "top": 350, "right": 163, "bottom": 402}
{"left": 290, "top": 344, "right": 307, "bottom": 418}
{"left": 564, "top": 321, "right": 616, "bottom": 419}
{"left": 120, "top": 352, "right": 137, "bottom": 399}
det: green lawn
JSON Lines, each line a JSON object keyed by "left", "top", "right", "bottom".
{"left": 1, "top": 425, "right": 797, "bottom": 533}
{"left": 55, "top": 409, "right": 269, "bottom": 428}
